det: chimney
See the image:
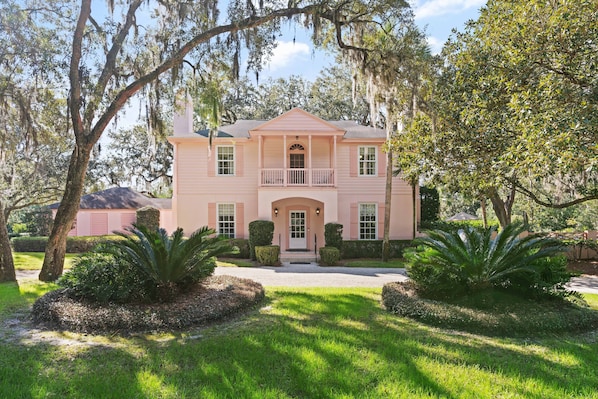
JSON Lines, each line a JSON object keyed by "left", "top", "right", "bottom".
{"left": 173, "top": 91, "right": 193, "bottom": 136}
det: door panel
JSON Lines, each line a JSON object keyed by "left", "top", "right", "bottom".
{"left": 289, "top": 211, "right": 307, "bottom": 249}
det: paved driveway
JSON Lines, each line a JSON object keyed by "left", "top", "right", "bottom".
{"left": 15, "top": 265, "right": 598, "bottom": 293}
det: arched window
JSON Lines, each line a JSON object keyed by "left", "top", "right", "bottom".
{"left": 289, "top": 143, "right": 304, "bottom": 151}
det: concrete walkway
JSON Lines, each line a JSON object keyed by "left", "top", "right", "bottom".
{"left": 15, "top": 264, "right": 598, "bottom": 293}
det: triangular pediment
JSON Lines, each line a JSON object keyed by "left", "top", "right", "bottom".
{"left": 251, "top": 108, "right": 345, "bottom": 134}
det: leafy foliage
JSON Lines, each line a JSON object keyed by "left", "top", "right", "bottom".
{"left": 136, "top": 206, "right": 160, "bottom": 231}
{"left": 324, "top": 223, "right": 343, "bottom": 250}
{"left": 248, "top": 220, "right": 274, "bottom": 260}
{"left": 58, "top": 250, "right": 149, "bottom": 303}
{"left": 319, "top": 246, "right": 340, "bottom": 266}
{"left": 405, "top": 223, "right": 571, "bottom": 299}
{"left": 255, "top": 245, "right": 280, "bottom": 266}
{"left": 105, "top": 224, "right": 233, "bottom": 301}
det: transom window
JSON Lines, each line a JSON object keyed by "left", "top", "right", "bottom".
{"left": 218, "top": 203, "right": 235, "bottom": 238}
{"left": 359, "top": 146, "right": 376, "bottom": 176}
{"left": 217, "top": 146, "right": 234, "bottom": 175}
{"left": 289, "top": 143, "right": 304, "bottom": 151}
{"left": 359, "top": 203, "right": 377, "bottom": 240}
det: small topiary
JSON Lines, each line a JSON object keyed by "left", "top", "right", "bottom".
{"left": 255, "top": 245, "right": 280, "bottom": 266}
{"left": 324, "top": 223, "right": 343, "bottom": 251}
{"left": 319, "top": 246, "right": 340, "bottom": 266}
{"left": 248, "top": 220, "right": 274, "bottom": 260}
{"left": 136, "top": 206, "right": 160, "bottom": 231}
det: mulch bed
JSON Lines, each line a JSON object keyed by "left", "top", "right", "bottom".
{"left": 31, "top": 275, "right": 265, "bottom": 334}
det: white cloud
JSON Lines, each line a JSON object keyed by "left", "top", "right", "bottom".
{"left": 426, "top": 36, "right": 443, "bottom": 54}
{"left": 413, "top": 0, "right": 485, "bottom": 19}
{"left": 265, "top": 40, "right": 310, "bottom": 71}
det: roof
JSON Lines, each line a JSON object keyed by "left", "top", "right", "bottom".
{"left": 191, "top": 110, "right": 385, "bottom": 139}
{"left": 49, "top": 187, "right": 172, "bottom": 210}
{"left": 446, "top": 212, "right": 479, "bottom": 221}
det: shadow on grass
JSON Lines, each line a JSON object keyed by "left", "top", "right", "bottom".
{"left": 1, "top": 288, "right": 598, "bottom": 398}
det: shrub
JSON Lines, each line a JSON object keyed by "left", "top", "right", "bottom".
{"left": 341, "top": 240, "right": 411, "bottom": 259}
{"left": 405, "top": 223, "right": 571, "bottom": 299}
{"left": 324, "top": 223, "right": 343, "bottom": 250}
{"left": 58, "top": 249, "right": 150, "bottom": 303}
{"left": 319, "top": 246, "right": 340, "bottom": 266}
{"left": 103, "top": 224, "right": 235, "bottom": 301}
{"left": 136, "top": 206, "right": 160, "bottom": 231}
{"left": 255, "top": 245, "right": 280, "bottom": 266}
{"left": 11, "top": 235, "right": 123, "bottom": 253}
{"left": 224, "top": 238, "right": 250, "bottom": 258}
{"left": 248, "top": 220, "right": 274, "bottom": 260}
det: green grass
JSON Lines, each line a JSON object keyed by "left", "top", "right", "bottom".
{"left": 215, "top": 258, "right": 256, "bottom": 267}
{"left": 12, "top": 252, "right": 77, "bottom": 270}
{"left": 2, "top": 282, "right": 598, "bottom": 398}
{"left": 342, "top": 258, "right": 405, "bottom": 268}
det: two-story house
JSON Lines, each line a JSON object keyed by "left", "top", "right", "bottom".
{"left": 168, "top": 99, "right": 418, "bottom": 261}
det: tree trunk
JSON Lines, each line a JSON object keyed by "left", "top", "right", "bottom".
{"left": 382, "top": 147, "right": 393, "bottom": 261}
{"left": 488, "top": 187, "right": 512, "bottom": 228}
{"left": 0, "top": 204, "right": 16, "bottom": 283}
{"left": 39, "top": 144, "right": 92, "bottom": 281}
{"left": 480, "top": 197, "right": 488, "bottom": 229}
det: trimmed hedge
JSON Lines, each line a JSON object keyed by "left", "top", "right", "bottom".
{"left": 255, "top": 245, "right": 280, "bottom": 266}
{"left": 324, "top": 223, "right": 343, "bottom": 250}
{"left": 224, "top": 238, "right": 250, "bottom": 259}
{"left": 319, "top": 246, "right": 340, "bottom": 266}
{"left": 341, "top": 240, "right": 412, "bottom": 259}
{"left": 248, "top": 220, "right": 274, "bottom": 260}
{"left": 11, "top": 235, "right": 124, "bottom": 253}
{"left": 136, "top": 206, "right": 160, "bottom": 231}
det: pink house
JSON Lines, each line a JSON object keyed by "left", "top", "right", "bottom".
{"left": 168, "top": 101, "right": 418, "bottom": 261}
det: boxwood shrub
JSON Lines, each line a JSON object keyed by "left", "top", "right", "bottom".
{"left": 248, "top": 220, "right": 274, "bottom": 260}
{"left": 319, "top": 246, "right": 340, "bottom": 266}
{"left": 255, "top": 245, "right": 280, "bottom": 266}
{"left": 324, "top": 223, "right": 343, "bottom": 250}
{"left": 224, "top": 238, "right": 250, "bottom": 258}
{"left": 341, "top": 240, "right": 412, "bottom": 259}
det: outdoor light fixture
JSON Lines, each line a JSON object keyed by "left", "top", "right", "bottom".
{"left": 316, "top": 207, "right": 320, "bottom": 215}
{"left": 274, "top": 208, "right": 279, "bottom": 217}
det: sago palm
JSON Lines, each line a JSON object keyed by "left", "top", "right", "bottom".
{"left": 405, "top": 223, "right": 567, "bottom": 296}
{"left": 106, "top": 224, "right": 234, "bottom": 288}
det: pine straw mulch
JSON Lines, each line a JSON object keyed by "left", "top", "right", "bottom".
{"left": 31, "top": 275, "right": 265, "bottom": 335}
{"left": 568, "top": 260, "right": 598, "bottom": 276}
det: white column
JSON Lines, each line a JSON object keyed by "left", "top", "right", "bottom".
{"left": 283, "top": 134, "right": 287, "bottom": 186}
{"left": 333, "top": 136, "right": 337, "bottom": 186}
{"left": 308, "top": 134, "right": 312, "bottom": 186}
{"left": 258, "top": 135, "right": 263, "bottom": 186}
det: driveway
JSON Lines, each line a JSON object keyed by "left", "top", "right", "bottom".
{"left": 15, "top": 264, "right": 598, "bottom": 293}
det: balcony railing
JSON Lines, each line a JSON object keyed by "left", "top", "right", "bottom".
{"left": 260, "top": 168, "right": 335, "bottom": 187}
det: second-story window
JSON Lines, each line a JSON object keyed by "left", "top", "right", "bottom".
{"left": 217, "top": 145, "right": 234, "bottom": 175}
{"left": 359, "top": 146, "right": 376, "bottom": 176}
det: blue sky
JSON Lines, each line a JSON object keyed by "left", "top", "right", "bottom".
{"left": 259, "top": 0, "right": 486, "bottom": 81}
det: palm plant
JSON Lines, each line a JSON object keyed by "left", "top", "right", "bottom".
{"left": 405, "top": 223, "right": 569, "bottom": 298}
{"left": 105, "top": 224, "right": 235, "bottom": 300}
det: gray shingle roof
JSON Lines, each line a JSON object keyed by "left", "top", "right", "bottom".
{"left": 49, "top": 187, "right": 171, "bottom": 210}
{"left": 193, "top": 118, "right": 384, "bottom": 139}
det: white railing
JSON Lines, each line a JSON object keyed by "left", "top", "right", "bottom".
{"left": 260, "top": 168, "right": 335, "bottom": 187}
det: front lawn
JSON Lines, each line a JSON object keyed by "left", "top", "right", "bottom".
{"left": 1, "top": 281, "right": 598, "bottom": 398}
{"left": 12, "top": 252, "right": 77, "bottom": 270}
{"left": 341, "top": 258, "right": 405, "bottom": 268}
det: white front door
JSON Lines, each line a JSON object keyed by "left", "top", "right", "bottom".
{"left": 289, "top": 211, "right": 307, "bottom": 249}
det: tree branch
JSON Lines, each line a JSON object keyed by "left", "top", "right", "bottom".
{"left": 513, "top": 180, "right": 598, "bottom": 209}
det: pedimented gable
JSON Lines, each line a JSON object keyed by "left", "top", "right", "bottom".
{"left": 251, "top": 108, "right": 344, "bottom": 135}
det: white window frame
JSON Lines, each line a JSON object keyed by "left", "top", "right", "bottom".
{"left": 217, "top": 203, "right": 235, "bottom": 238}
{"left": 359, "top": 203, "right": 377, "bottom": 240}
{"left": 216, "top": 145, "right": 235, "bottom": 176}
{"left": 358, "top": 146, "right": 377, "bottom": 176}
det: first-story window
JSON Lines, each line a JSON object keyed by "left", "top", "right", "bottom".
{"left": 217, "top": 145, "right": 235, "bottom": 175}
{"left": 359, "top": 203, "right": 377, "bottom": 240}
{"left": 218, "top": 203, "right": 235, "bottom": 238}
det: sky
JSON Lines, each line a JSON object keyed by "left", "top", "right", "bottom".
{"left": 259, "top": 0, "right": 486, "bottom": 81}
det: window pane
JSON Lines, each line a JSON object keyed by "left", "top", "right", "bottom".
{"left": 359, "top": 146, "right": 376, "bottom": 176}
{"left": 217, "top": 146, "right": 234, "bottom": 175}
{"left": 359, "top": 203, "right": 376, "bottom": 240}
{"left": 218, "top": 203, "right": 235, "bottom": 238}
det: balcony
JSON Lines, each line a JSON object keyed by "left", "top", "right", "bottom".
{"left": 260, "top": 168, "right": 335, "bottom": 187}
